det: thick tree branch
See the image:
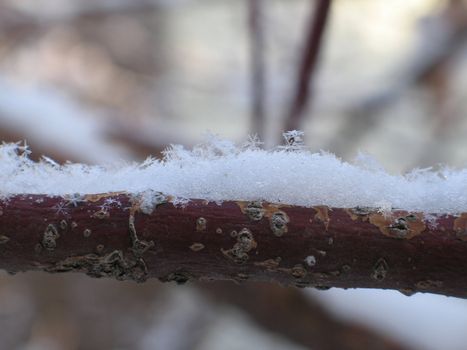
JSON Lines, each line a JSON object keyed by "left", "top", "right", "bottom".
{"left": 0, "top": 193, "right": 465, "bottom": 298}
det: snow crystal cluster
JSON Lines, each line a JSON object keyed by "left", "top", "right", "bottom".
{"left": 1, "top": 132, "right": 467, "bottom": 214}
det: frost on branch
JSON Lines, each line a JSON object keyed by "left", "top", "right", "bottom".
{"left": 1, "top": 133, "right": 467, "bottom": 214}
{"left": 1, "top": 134, "right": 467, "bottom": 296}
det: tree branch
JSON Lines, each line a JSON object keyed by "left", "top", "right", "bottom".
{"left": 284, "top": 0, "right": 332, "bottom": 132}
{"left": 248, "top": 0, "right": 266, "bottom": 140}
{"left": 205, "top": 283, "right": 412, "bottom": 350}
{"left": 0, "top": 193, "right": 465, "bottom": 298}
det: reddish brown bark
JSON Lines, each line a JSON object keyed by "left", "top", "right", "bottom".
{"left": 0, "top": 193, "right": 466, "bottom": 298}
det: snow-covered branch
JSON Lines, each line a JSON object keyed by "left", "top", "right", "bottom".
{"left": 1, "top": 136, "right": 467, "bottom": 297}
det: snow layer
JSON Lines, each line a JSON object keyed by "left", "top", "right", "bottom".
{"left": 1, "top": 133, "right": 467, "bottom": 214}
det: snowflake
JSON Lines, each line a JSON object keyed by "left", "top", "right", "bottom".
{"left": 278, "top": 130, "right": 306, "bottom": 151}
{"left": 243, "top": 134, "right": 264, "bottom": 150}
{"left": 104, "top": 197, "right": 121, "bottom": 207}
{"left": 53, "top": 201, "right": 68, "bottom": 215}
{"left": 98, "top": 203, "right": 110, "bottom": 212}
{"left": 16, "top": 140, "right": 32, "bottom": 158}
{"left": 41, "top": 156, "right": 60, "bottom": 167}
{"left": 64, "top": 193, "right": 86, "bottom": 207}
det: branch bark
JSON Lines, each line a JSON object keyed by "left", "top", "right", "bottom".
{"left": 0, "top": 193, "right": 465, "bottom": 298}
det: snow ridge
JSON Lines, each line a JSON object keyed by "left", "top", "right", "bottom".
{"left": 0, "top": 133, "right": 466, "bottom": 214}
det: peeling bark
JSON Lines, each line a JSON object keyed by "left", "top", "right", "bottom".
{"left": 0, "top": 193, "right": 466, "bottom": 298}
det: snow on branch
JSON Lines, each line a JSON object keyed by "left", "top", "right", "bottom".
{"left": 1, "top": 133, "right": 467, "bottom": 213}
{"left": 1, "top": 134, "right": 467, "bottom": 297}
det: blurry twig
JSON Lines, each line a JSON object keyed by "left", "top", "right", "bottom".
{"left": 204, "top": 283, "right": 411, "bottom": 350}
{"left": 283, "top": 0, "right": 332, "bottom": 133}
{"left": 0, "top": 1, "right": 160, "bottom": 39}
{"left": 328, "top": 0, "right": 467, "bottom": 158}
{"left": 354, "top": 0, "right": 467, "bottom": 118}
{"left": 248, "top": 0, "right": 266, "bottom": 140}
{"left": 103, "top": 118, "right": 193, "bottom": 160}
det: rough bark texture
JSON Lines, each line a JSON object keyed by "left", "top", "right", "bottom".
{"left": 0, "top": 192, "right": 466, "bottom": 298}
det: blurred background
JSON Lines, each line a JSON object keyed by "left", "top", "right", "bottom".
{"left": 1, "top": 0, "right": 467, "bottom": 349}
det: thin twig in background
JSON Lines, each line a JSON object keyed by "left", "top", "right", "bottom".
{"left": 284, "top": 0, "right": 332, "bottom": 132}
{"left": 205, "top": 283, "right": 411, "bottom": 350}
{"left": 248, "top": 0, "right": 266, "bottom": 140}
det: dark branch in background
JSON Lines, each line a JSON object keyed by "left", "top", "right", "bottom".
{"left": 248, "top": 0, "right": 266, "bottom": 140}
{"left": 0, "top": 1, "right": 160, "bottom": 34}
{"left": 326, "top": 0, "right": 467, "bottom": 160}
{"left": 284, "top": 0, "right": 332, "bottom": 132}
{"left": 206, "top": 283, "right": 412, "bottom": 350}
{"left": 1, "top": 193, "right": 467, "bottom": 299}
{"left": 0, "top": 1, "right": 161, "bottom": 58}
